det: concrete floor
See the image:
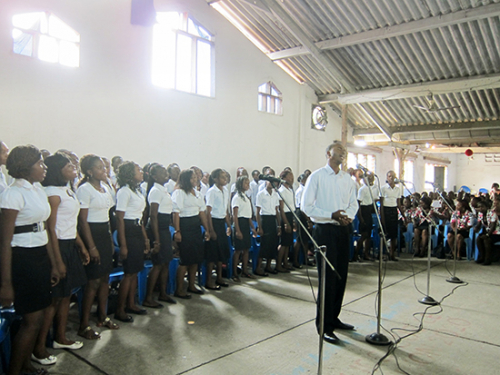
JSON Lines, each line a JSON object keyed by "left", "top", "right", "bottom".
{"left": 42, "top": 255, "right": 500, "bottom": 375}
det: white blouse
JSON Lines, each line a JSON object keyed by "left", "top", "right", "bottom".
{"left": 116, "top": 185, "right": 146, "bottom": 220}
{"left": 148, "top": 182, "right": 173, "bottom": 214}
{"left": 358, "top": 184, "right": 379, "bottom": 206}
{"left": 171, "top": 189, "right": 206, "bottom": 218}
{"left": 278, "top": 185, "right": 295, "bottom": 213}
{"left": 0, "top": 179, "right": 50, "bottom": 247}
{"left": 256, "top": 189, "right": 280, "bottom": 216}
{"left": 295, "top": 184, "right": 304, "bottom": 209}
{"left": 0, "top": 171, "right": 8, "bottom": 195}
{"left": 231, "top": 193, "right": 252, "bottom": 219}
{"left": 380, "top": 183, "right": 402, "bottom": 207}
{"left": 45, "top": 185, "right": 80, "bottom": 240}
{"left": 76, "top": 182, "right": 114, "bottom": 223}
{"left": 166, "top": 179, "right": 176, "bottom": 194}
{"left": 206, "top": 185, "right": 229, "bottom": 219}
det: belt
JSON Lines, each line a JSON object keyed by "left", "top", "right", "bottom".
{"left": 14, "top": 221, "right": 46, "bottom": 234}
{"left": 124, "top": 218, "right": 141, "bottom": 226}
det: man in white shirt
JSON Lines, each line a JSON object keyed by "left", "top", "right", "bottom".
{"left": 301, "top": 141, "right": 358, "bottom": 345}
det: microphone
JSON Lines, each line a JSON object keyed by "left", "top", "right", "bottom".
{"left": 356, "top": 163, "right": 369, "bottom": 174}
{"left": 394, "top": 178, "right": 412, "bottom": 184}
{"left": 259, "top": 174, "right": 284, "bottom": 184}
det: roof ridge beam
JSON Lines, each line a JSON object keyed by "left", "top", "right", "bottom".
{"left": 268, "top": 2, "right": 500, "bottom": 61}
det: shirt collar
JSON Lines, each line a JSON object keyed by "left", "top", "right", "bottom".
{"left": 13, "top": 178, "right": 34, "bottom": 190}
{"left": 324, "top": 163, "right": 343, "bottom": 176}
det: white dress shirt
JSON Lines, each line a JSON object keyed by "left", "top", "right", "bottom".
{"left": 77, "top": 182, "right": 114, "bottom": 222}
{"left": 357, "top": 184, "right": 379, "bottom": 206}
{"left": 206, "top": 185, "right": 229, "bottom": 219}
{"left": 116, "top": 186, "right": 146, "bottom": 220}
{"left": 45, "top": 185, "right": 80, "bottom": 239}
{"left": 166, "top": 179, "right": 176, "bottom": 194}
{"left": 250, "top": 179, "right": 259, "bottom": 212}
{"left": 301, "top": 164, "right": 358, "bottom": 224}
{"left": 278, "top": 185, "right": 295, "bottom": 213}
{"left": 0, "top": 179, "right": 51, "bottom": 247}
{"left": 380, "top": 183, "right": 402, "bottom": 207}
{"left": 0, "top": 170, "right": 8, "bottom": 195}
{"left": 295, "top": 184, "right": 304, "bottom": 209}
{"left": 172, "top": 189, "right": 206, "bottom": 218}
{"left": 231, "top": 193, "right": 252, "bottom": 219}
{"left": 256, "top": 189, "right": 280, "bottom": 216}
{"left": 148, "top": 182, "right": 173, "bottom": 214}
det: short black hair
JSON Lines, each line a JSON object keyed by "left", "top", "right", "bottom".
{"left": 6, "top": 145, "right": 42, "bottom": 179}
{"left": 42, "top": 152, "right": 72, "bottom": 187}
{"left": 117, "top": 161, "right": 140, "bottom": 191}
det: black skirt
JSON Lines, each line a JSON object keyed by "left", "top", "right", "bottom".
{"left": 457, "top": 229, "right": 469, "bottom": 239}
{"left": 178, "top": 216, "right": 204, "bottom": 266}
{"left": 296, "top": 209, "right": 311, "bottom": 245}
{"left": 280, "top": 212, "right": 294, "bottom": 246}
{"left": 11, "top": 246, "right": 52, "bottom": 315}
{"left": 206, "top": 218, "right": 230, "bottom": 262}
{"left": 233, "top": 217, "right": 251, "bottom": 250}
{"left": 85, "top": 222, "right": 114, "bottom": 280}
{"left": 147, "top": 213, "right": 173, "bottom": 266}
{"left": 359, "top": 205, "right": 374, "bottom": 233}
{"left": 259, "top": 215, "right": 278, "bottom": 259}
{"left": 123, "top": 220, "right": 146, "bottom": 274}
{"left": 52, "top": 239, "right": 87, "bottom": 298}
{"left": 383, "top": 206, "right": 399, "bottom": 239}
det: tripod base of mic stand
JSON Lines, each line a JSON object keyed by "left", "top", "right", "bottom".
{"left": 419, "top": 295, "right": 439, "bottom": 305}
{"left": 446, "top": 276, "right": 464, "bottom": 284}
{"left": 365, "top": 333, "right": 392, "bottom": 346}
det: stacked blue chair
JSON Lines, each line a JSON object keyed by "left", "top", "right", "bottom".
{"left": 0, "top": 307, "right": 17, "bottom": 373}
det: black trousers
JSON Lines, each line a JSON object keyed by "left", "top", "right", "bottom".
{"left": 314, "top": 224, "right": 350, "bottom": 334}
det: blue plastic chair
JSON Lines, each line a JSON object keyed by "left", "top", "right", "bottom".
{"left": 479, "top": 188, "right": 488, "bottom": 195}
{"left": 403, "top": 222, "right": 414, "bottom": 254}
{"left": 0, "top": 307, "right": 17, "bottom": 373}
{"left": 459, "top": 186, "right": 471, "bottom": 194}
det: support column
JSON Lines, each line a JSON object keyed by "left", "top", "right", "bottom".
{"left": 394, "top": 148, "right": 409, "bottom": 180}
{"left": 341, "top": 104, "right": 349, "bottom": 171}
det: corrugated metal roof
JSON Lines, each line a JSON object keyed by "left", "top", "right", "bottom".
{"left": 211, "top": 0, "right": 500, "bottom": 144}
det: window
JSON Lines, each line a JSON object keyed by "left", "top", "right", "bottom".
{"left": 152, "top": 12, "right": 214, "bottom": 97}
{"left": 12, "top": 12, "right": 80, "bottom": 67}
{"left": 425, "top": 163, "right": 447, "bottom": 191}
{"left": 394, "top": 159, "right": 414, "bottom": 186}
{"left": 258, "top": 82, "right": 282, "bottom": 115}
{"left": 347, "top": 152, "right": 376, "bottom": 173}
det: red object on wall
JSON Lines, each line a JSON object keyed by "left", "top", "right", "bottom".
{"left": 465, "top": 149, "right": 473, "bottom": 157}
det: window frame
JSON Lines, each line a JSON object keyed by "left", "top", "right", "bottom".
{"left": 152, "top": 12, "right": 215, "bottom": 97}
{"left": 258, "top": 81, "right": 283, "bottom": 115}
{"left": 12, "top": 11, "right": 80, "bottom": 67}
{"left": 347, "top": 152, "right": 376, "bottom": 174}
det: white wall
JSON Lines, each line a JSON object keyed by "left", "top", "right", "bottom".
{"left": 455, "top": 154, "right": 500, "bottom": 193}
{"left": 0, "top": 0, "right": 341, "bottom": 179}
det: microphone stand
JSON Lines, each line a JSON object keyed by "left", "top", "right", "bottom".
{"left": 434, "top": 188, "right": 464, "bottom": 284}
{"left": 363, "top": 174, "right": 392, "bottom": 346}
{"left": 417, "top": 208, "right": 440, "bottom": 306}
{"left": 268, "top": 180, "right": 340, "bottom": 375}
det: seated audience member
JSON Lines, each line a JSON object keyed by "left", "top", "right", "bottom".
{"left": 0, "top": 145, "right": 61, "bottom": 375}
{"left": 231, "top": 176, "right": 257, "bottom": 281}
{"left": 77, "top": 155, "right": 118, "bottom": 339}
{"left": 34, "top": 153, "right": 89, "bottom": 363}
{"left": 477, "top": 198, "right": 500, "bottom": 265}
{"left": 172, "top": 169, "right": 210, "bottom": 298}
{"left": 475, "top": 200, "right": 490, "bottom": 264}
{"left": 447, "top": 199, "right": 474, "bottom": 260}
{"left": 412, "top": 197, "right": 437, "bottom": 257}
{"left": 114, "top": 162, "right": 150, "bottom": 322}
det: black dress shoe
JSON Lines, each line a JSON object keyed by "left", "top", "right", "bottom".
{"left": 333, "top": 321, "right": 355, "bottom": 330}
{"left": 323, "top": 332, "right": 340, "bottom": 344}
{"left": 125, "top": 307, "right": 147, "bottom": 315}
{"left": 187, "top": 288, "right": 204, "bottom": 295}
